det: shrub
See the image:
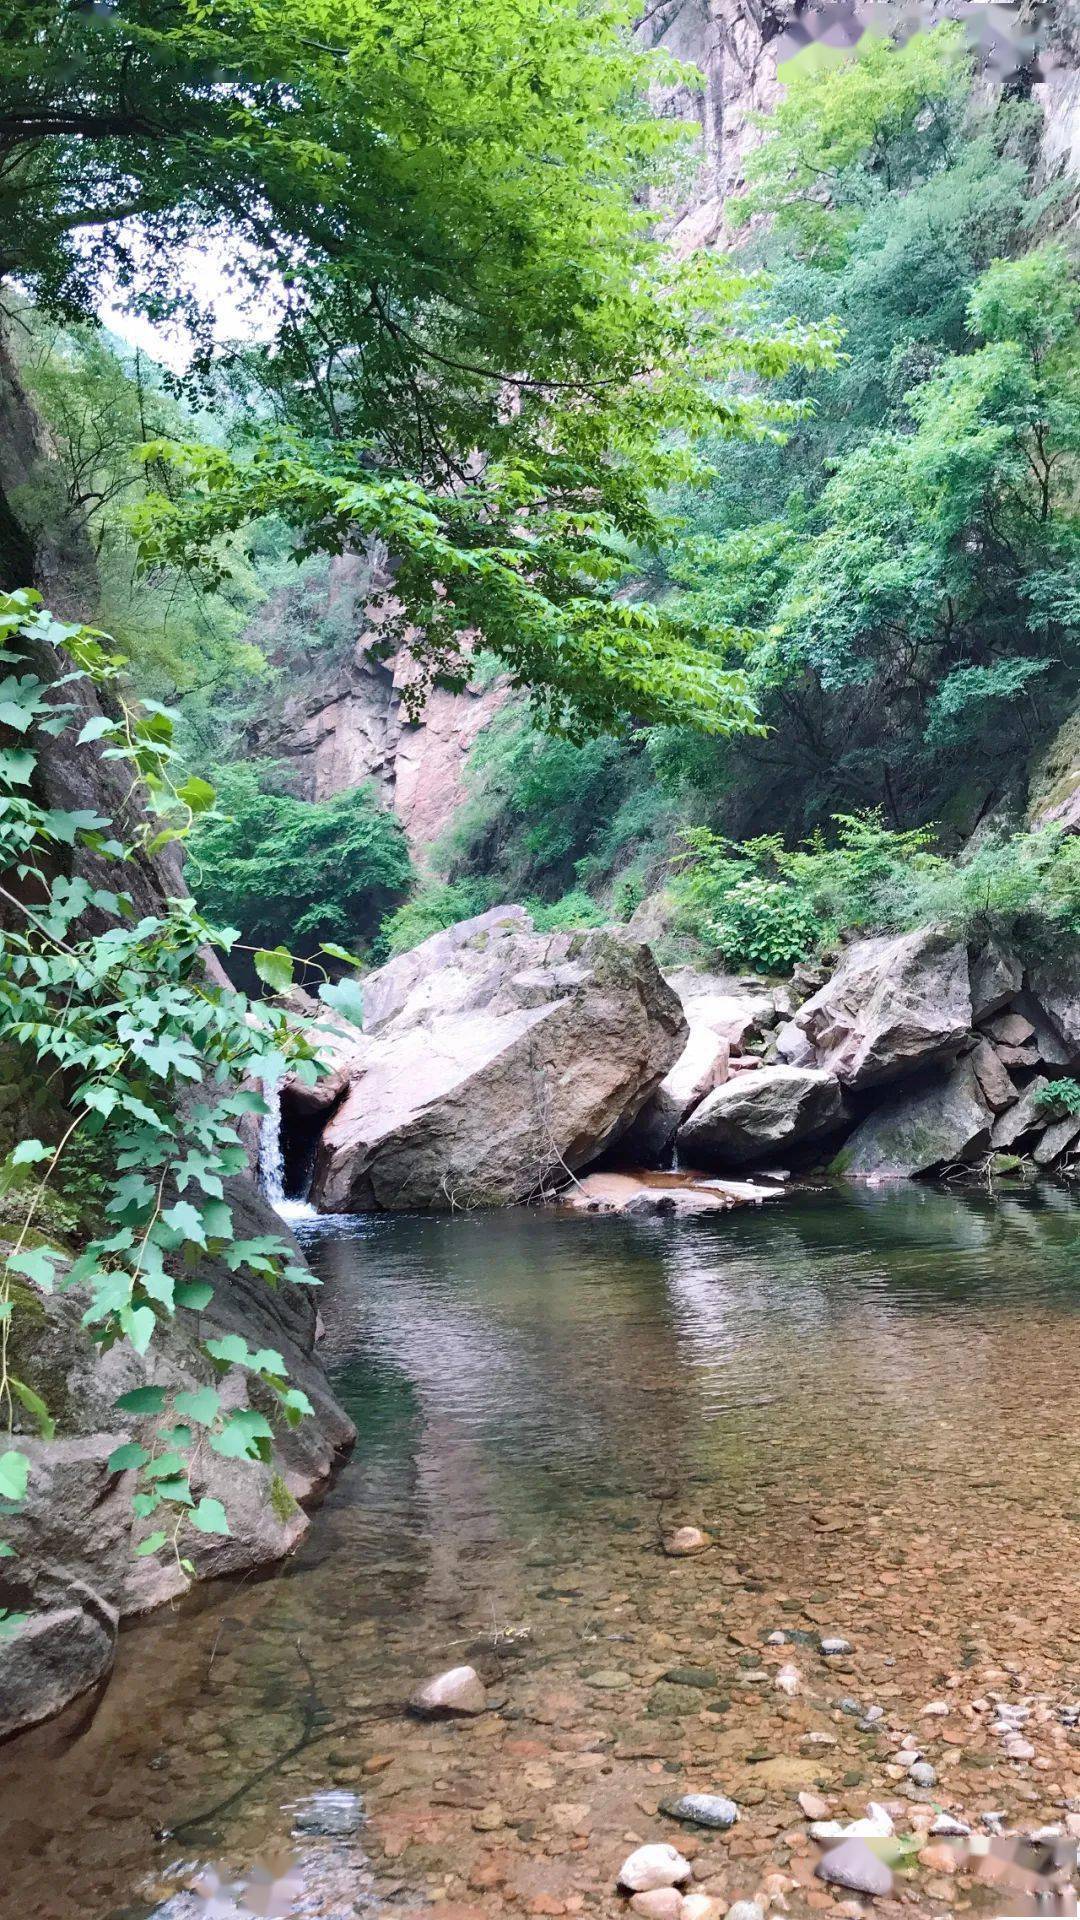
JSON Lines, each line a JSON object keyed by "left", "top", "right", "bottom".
{"left": 1034, "top": 1078, "right": 1080, "bottom": 1117}
{"left": 528, "top": 890, "right": 608, "bottom": 932}
{"left": 374, "top": 879, "right": 493, "bottom": 959}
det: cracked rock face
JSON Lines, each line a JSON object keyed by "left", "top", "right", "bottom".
{"left": 309, "top": 911, "right": 687, "bottom": 1212}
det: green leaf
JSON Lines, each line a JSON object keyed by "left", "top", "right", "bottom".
{"left": 107, "top": 1441, "right": 150, "bottom": 1473}
{"left": 319, "top": 941, "right": 366, "bottom": 969}
{"left": 0, "top": 1451, "right": 29, "bottom": 1503}
{"left": 161, "top": 1200, "right": 207, "bottom": 1248}
{"left": 254, "top": 946, "right": 294, "bottom": 994}
{"left": 10, "top": 1379, "right": 55, "bottom": 1440}
{"left": 76, "top": 716, "right": 116, "bottom": 744}
{"left": 173, "top": 1386, "right": 220, "bottom": 1427}
{"left": 209, "top": 1406, "right": 274, "bottom": 1460}
{"left": 115, "top": 1386, "right": 168, "bottom": 1415}
{"left": 120, "top": 1303, "right": 157, "bottom": 1354}
{"left": 175, "top": 1280, "right": 214, "bottom": 1311}
{"left": 11, "top": 1139, "right": 50, "bottom": 1166}
{"left": 204, "top": 1333, "right": 249, "bottom": 1367}
{"left": 189, "top": 1496, "right": 230, "bottom": 1536}
{"left": 318, "top": 977, "right": 365, "bottom": 1026}
{"left": 176, "top": 775, "right": 216, "bottom": 814}
{"left": 7, "top": 1244, "right": 65, "bottom": 1292}
{"left": 134, "top": 1530, "right": 168, "bottom": 1557}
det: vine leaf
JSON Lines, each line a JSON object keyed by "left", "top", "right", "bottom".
{"left": 0, "top": 1451, "right": 29, "bottom": 1503}
{"left": 254, "top": 946, "right": 294, "bottom": 993}
{"left": 190, "top": 1497, "right": 230, "bottom": 1536}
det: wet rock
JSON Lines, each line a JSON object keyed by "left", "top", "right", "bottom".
{"left": 292, "top": 1788, "right": 364, "bottom": 1837}
{"left": 665, "top": 1793, "right": 739, "bottom": 1831}
{"left": 776, "top": 927, "right": 972, "bottom": 1087}
{"left": 909, "top": 1762, "right": 937, "bottom": 1788}
{"left": 313, "top": 920, "right": 687, "bottom": 1211}
{"left": 833, "top": 1055, "right": 992, "bottom": 1179}
{"left": 815, "top": 1839, "right": 894, "bottom": 1897}
{"left": 930, "top": 1813, "right": 971, "bottom": 1837}
{"left": 629, "top": 1892, "right": 684, "bottom": 1920}
{"left": 649, "top": 1684, "right": 712, "bottom": 1718}
{"left": 617, "top": 1843, "right": 693, "bottom": 1892}
{"left": 664, "top": 1666, "right": 718, "bottom": 1689}
{"left": 662, "top": 1526, "right": 712, "bottom": 1557}
{"left": 409, "top": 1664, "right": 488, "bottom": 1716}
{"left": 585, "top": 1668, "right": 633, "bottom": 1690}
{"left": 678, "top": 1065, "right": 847, "bottom": 1167}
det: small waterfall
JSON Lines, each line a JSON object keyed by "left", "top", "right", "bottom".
{"left": 259, "top": 1079, "right": 287, "bottom": 1206}
{"left": 259, "top": 1079, "right": 318, "bottom": 1224}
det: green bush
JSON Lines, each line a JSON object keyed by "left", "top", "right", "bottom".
{"left": 527, "top": 890, "right": 608, "bottom": 933}
{"left": 374, "top": 879, "right": 493, "bottom": 959}
{"left": 1034, "top": 1078, "right": 1080, "bottom": 1117}
{"left": 190, "top": 762, "right": 413, "bottom": 969}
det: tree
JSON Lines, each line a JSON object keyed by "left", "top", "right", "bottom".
{"left": 189, "top": 763, "right": 413, "bottom": 965}
{"left": 1, "top": 0, "right": 834, "bottom": 738}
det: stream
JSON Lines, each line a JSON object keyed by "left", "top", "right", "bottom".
{"left": 3, "top": 1183, "right": 1080, "bottom": 1917}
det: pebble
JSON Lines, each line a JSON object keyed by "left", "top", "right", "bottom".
{"left": 917, "top": 1843, "right": 959, "bottom": 1874}
{"left": 663, "top": 1527, "right": 712, "bottom": 1557}
{"left": 810, "top": 1804, "right": 894, "bottom": 1842}
{"left": 291, "top": 1788, "right": 364, "bottom": 1837}
{"left": 820, "top": 1637, "right": 853, "bottom": 1656}
{"left": 909, "top": 1762, "right": 937, "bottom": 1788}
{"left": 681, "top": 1898, "right": 722, "bottom": 1920}
{"left": 774, "top": 1663, "right": 801, "bottom": 1696}
{"left": 666, "top": 1794, "right": 739, "bottom": 1832}
{"left": 799, "top": 1792, "right": 831, "bottom": 1820}
{"left": 930, "top": 1813, "right": 971, "bottom": 1837}
{"left": 1005, "top": 1737, "right": 1036, "bottom": 1761}
{"left": 629, "top": 1893, "right": 684, "bottom": 1920}
{"left": 815, "top": 1839, "right": 894, "bottom": 1897}
{"left": 724, "top": 1906, "right": 764, "bottom": 1920}
{"left": 618, "top": 1845, "right": 693, "bottom": 1893}
{"left": 409, "top": 1665, "right": 488, "bottom": 1717}
{"left": 585, "top": 1669, "right": 632, "bottom": 1691}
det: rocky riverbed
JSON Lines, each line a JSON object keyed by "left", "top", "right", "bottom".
{"left": 4, "top": 1188, "right": 1080, "bottom": 1920}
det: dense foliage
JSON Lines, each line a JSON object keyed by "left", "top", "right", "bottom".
{"left": 431, "top": 26, "right": 1080, "bottom": 948}
{"left": 1, "top": 0, "right": 834, "bottom": 739}
{"left": 0, "top": 591, "right": 341, "bottom": 1619}
{"left": 190, "top": 763, "right": 412, "bottom": 966}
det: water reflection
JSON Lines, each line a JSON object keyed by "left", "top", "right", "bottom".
{"left": 2, "top": 1183, "right": 1080, "bottom": 1919}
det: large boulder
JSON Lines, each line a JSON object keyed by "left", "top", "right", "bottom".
{"left": 309, "top": 915, "right": 687, "bottom": 1210}
{"left": 831, "top": 1057, "right": 992, "bottom": 1179}
{"left": 775, "top": 927, "right": 972, "bottom": 1088}
{"left": 0, "top": 1180, "right": 356, "bottom": 1739}
{"left": 677, "top": 1065, "right": 847, "bottom": 1168}
{"left": 1025, "top": 961, "right": 1080, "bottom": 1070}
{"left": 618, "top": 969, "right": 781, "bottom": 1163}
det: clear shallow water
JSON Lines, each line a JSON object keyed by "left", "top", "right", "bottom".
{"left": 4, "top": 1184, "right": 1080, "bottom": 1918}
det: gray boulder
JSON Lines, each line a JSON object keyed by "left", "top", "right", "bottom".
{"left": 310, "top": 916, "right": 686, "bottom": 1210}
{"left": 678, "top": 1066, "right": 847, "bottom": 1168}
{"left": 832, "top": 1057, "right": 992, "bottom": 1179}
{"left": 776, "top": 927, "right": 971, "bottom": 1087}
{"left": 990, "top": 1077, "right": 1050, "bottom": 1151}
{"left": 1023, "top": 966, "right": 1080, "bottom": 1069}
{"left": 0, "top": 1181, "right": 356, "bottom": 1739}
{"left": 969, "top": 1037, "right": 1017, "bottom": 1113}
{"left": 969, "top": 937, "right": 1023, "bottom": 1023}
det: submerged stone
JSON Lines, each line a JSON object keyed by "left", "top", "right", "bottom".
{"left": 409, "top": 1664, "right": 487, "bottom": 1716}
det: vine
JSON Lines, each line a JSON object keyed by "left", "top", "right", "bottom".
{"left": 0, "top": 588, "right": 344, "bottom": 1637}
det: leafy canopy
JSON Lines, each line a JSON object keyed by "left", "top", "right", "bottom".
{"left": 0, "top": 0, "right": 835, "bottom": 738}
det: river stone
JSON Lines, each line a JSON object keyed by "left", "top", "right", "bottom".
{"left": 664, "top": 1665, "right": 718, "bottom": 1689}
{"left": 618, "top": 1844, "right": 693, "bottom": 1892}
{"left": 820, "top": 1636, "right": 852, "bottom": 1656}
{"left": 409, "top": 1664, "right": 488, "bottom": 1716}
{"left": 680, "top": 1897, "right": 722, "bottom": 1920}
{"left": 678, "top": 1066, "right": 847, "bottom": 1169}
{"left": 723, "top": 1905, "right": 764, "bottom": 1920}
{"left": 663, "top": 1525, "right": 712, "bottom": 1556}
{"left": 909, "top": 1762, "right": 937, "bottom": 1788}
{"left": 649, "top": 1684, "right": 712, "bottom": 1718}
{"left": 629, "top": 1892, "right": 684, "bottom": 1920}
{"left": 776, "top": 926, "right": 972, "bottom": 1087}
{"left": 665, "top": 1793, "right": 739, "bottom": 1831}
{"left": 815, "top": 1839, "right": 894, "bottom": 1896}
{"left": 832, "top": 1055, "right": 992, "bottom": 1179}
{"left": 310, "top": 917, "right": 686, "bottom": 1210}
